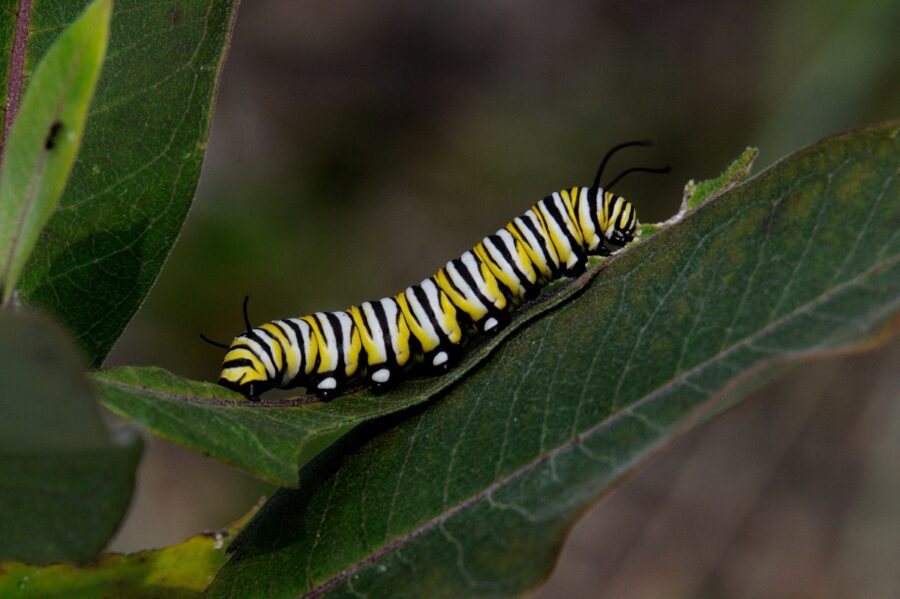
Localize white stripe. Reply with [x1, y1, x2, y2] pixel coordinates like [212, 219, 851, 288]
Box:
[289, 318, 314, 374]
[525, 209, 561, 267]
[484, 235, 520, 284]
[514, 215, 554, 273]
[553, 192, 583, 244]
[606, 198, 624, 238]
[240, 334, 276, 378]
[380, 298, 403, 359]
[461, 251, 503, 308]
[445, 260, 488, 315]
[420, 279, 452, 337]
[333, 311, 355, 373]
[498, 228, 536, 284]
[577, 188, 599, 250]
[274, 321, 300, 383]
[404, 286, 441, 347]
[361, 301, 387, 363]
[542, 195, 575, 267]
[314, 312, 338, 372]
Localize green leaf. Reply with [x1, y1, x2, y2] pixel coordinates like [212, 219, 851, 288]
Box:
[0, 307, 142, 565]
[206, 121, 900, 598]
[0, 0, 110, 304]
[94, 327, 542, 487]
[95, 150, 770, 489]
[681, 146, 758, 210]
[0, 505, 256, 599]
[13, 0, 239, 365]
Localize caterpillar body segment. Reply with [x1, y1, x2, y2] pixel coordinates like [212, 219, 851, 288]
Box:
[217, 186, 639, 401]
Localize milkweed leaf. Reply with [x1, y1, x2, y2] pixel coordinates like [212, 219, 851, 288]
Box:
[203, 121, 900, 598]
[0, 307, 141, 565]
[0, 504, 256, 598]
[98, 122, 899, 505]
[0, 0, 110, 304]
[11, 0, 240, 366]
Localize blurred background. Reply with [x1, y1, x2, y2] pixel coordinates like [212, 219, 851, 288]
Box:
[105, 0, 900, 597]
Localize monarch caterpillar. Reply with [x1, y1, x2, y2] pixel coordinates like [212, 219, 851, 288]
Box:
[204, 141, 668, 401]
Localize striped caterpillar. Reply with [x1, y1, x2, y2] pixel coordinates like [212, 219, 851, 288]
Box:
[205, 141, 667, 400]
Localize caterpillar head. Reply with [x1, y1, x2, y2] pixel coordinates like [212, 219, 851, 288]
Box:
[601, 191, 638, 246]
[217, 333, 276, 401]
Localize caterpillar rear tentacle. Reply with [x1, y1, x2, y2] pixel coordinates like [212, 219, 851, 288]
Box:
[213, 141, 667, 401]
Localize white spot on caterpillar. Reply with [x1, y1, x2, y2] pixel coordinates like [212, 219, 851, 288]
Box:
[317, 377, 337, 390]
[372, 369, 391, 383]
[433, 351, 448, 366]
[484, 317, 498, 331]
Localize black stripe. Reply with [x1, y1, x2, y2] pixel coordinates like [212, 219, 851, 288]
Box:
[223, 358, 254, 369]
[488, 233, 532, 290]
[541, 194, 582, 251]
[322, 312, 346, 377]
[436, 267, 467, 303]
[512, 218, 550, 273]
[451, 256, 495, 310]
[411, 284, 447, 343]
[589, 188, 604, 243]
[255, 328, 286, 378]
[304, 316, 325, 376]
[272, 320, 302, 378]
[229, 343, 255, 353]
[354, 303, 375, 341]
[479, 238, 520, 297]
[521, 210, 560, 273]
[245, 330, 277, 376]
[281, 319, 307, 381]
[370, 300, 397, 364]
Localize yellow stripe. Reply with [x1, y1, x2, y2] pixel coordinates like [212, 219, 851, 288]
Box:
[535, 201, 573, 266]
[260, 323, 293, 377]
[393, 309, 412, 366]
[505, 223, 546, 278]
[219, 368, 263, 384]
[557, 188, 584, 246]
[600, 192, 614, 232]
[345, 323, 361, 376]
[302, 315, 329, 373]
[528, 205, 561, 268]
[474, 242, 523, 298]
[395, 291, 439, 353]
[435, 268, 486, 320]
[619, 203, 632, 229]
[349, 305, 386, 365]
[510, 235, 538, 284]
[437, 288, 463, 343]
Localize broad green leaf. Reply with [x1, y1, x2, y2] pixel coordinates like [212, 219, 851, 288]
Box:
[96, 123, 898, 490]
[0, 504, 257, 599]
[11, 0, 239, 365]
[0, 307, 141, 565]
[206, 122, 900, 598]
[0, 0, 110, 304]
[95, 233, 706, 487]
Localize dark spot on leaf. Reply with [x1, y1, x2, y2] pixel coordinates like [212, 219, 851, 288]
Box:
[45, 120, 63, 150]
[168, 9, 181, 24]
